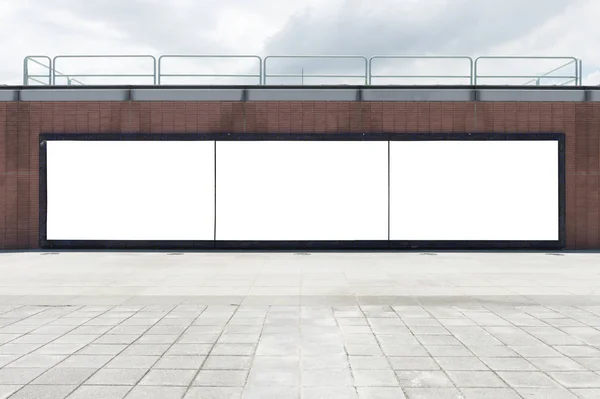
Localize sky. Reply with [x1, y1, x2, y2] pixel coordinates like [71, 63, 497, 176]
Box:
[1, 0, 599, 86]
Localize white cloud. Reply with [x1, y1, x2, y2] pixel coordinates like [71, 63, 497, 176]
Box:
[0, 0, 598, 85]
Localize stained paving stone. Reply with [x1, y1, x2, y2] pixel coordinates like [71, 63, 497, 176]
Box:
[93, 335, 139, 345]
[124, 386, 186, 399]
[0, 368, 46, 385]
[164, 344, 212, 356]
[139, 369, 197, 386]
[120, 344, 170, 356]
[446, 371, 507, 388]
[154, 355, 206, 370]
[394, 371, 454, 388]
[31, 368, 96, 385]
[459, 388, 522, 399]
[35, 343, 86, 355]
[423, 345, 472, 357]
[510, 346, 564, 358]
[468, 345, 519, 358]
[434, 356, 489, 371]
[4, 354, 67, 368]
[202, 355, 252, 370]
[554, 346, 600, 358]
[105, 355, 159, 369]
[498, 371, 561, 388]
[548, 372, 600, 388]
[211, 344, 255, 356]
[302, 354, 348, 370]
[388, 357, 439, 371]
[349, 356, 391, 370]
[55, 355, 114, 369]
[252, 356, 299, 369]
[66, 385, 132, 399]
[184, 387, 243, 399]
[241, 386, 300, 399]
[570, 389, 600, 398]
[416, 335, 462, 346]
[352, 369, 399, 387]
[356, 387, 406, 399]
[572, 357, 600, 370]
[178, 333, 220, 344]
[77, 344, 127, 356]
[481, 357, 537, 371]
[0, 385, 22, 399]
[0, 344, 43, 355]
[194, 370, 248, 387]
[380, 345, 428, 357]
[527, 357, 588, 371]
[246, 368, 298, 386]
[301, 387, 359, 399]
[0, 334, 21, 344]
[513, 387, 578, 398]
[8, 385, 77, 399]
[302, 370, 354, 386]
[345, 344, 384, 356]
[85, 368, 147, 386]
[403, 387, 463, 399]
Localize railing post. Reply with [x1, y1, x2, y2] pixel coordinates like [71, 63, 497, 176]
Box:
[263, 56, 269, 85]
[151, 55, 157, 85]
[157, 56, 163, 85]
[468, 57, 474, 85]
[23, 58, 29, 86]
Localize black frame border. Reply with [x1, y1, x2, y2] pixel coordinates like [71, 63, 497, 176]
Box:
[39, 132, 566, 250]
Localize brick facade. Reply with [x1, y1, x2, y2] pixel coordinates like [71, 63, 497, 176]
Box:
[0, 101, 598, 249]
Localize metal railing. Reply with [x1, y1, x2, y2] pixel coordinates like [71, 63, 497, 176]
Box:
[263, 55, 368, 85]
[369, 56, 473, 85]
[158, 55, 262, 85]
[23, 54, 585, 86]
[24, 56, 84, 86]
[474, 56, 580, 86]
[53, 55, 156, 85]
[23, 56, 52, 85]
[522, 59, 578, 86]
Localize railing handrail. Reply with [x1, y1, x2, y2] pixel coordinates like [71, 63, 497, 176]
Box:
[52, 55, 157, 85]
[23, 56, 52, 85]
[157, 55, 262, 85]
[369, 56, 474, 85]
[264, 55, 369, 85]
[23, 54, 585, 86]
[24, 56, 85, 86]
[522, 59, 578, 86]
[474, 56, 579, 86]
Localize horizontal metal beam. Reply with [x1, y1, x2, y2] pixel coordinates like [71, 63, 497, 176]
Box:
[2, 86, 599, 102]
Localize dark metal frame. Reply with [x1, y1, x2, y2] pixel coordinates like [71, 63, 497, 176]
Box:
[39, 133, 566, 250]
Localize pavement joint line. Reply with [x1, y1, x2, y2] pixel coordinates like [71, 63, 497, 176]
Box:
[180, 305, 239, 398]
[69, 303, 202, 397]
[3, 303, 124, 398]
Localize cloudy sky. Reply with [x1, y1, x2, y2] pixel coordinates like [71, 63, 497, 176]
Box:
[1, 0, 599, 85]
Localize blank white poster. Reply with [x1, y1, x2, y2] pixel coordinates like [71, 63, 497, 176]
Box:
[389, 140, 559, 241]
[216, 141, 388, 240]
[46, 141, 215, 240]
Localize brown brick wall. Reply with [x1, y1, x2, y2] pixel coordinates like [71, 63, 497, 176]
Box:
[0, 101, 598, 250]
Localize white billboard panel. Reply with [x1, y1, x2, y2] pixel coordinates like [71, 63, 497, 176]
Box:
[216, 141, 389, 240]
[389, 140, 559, 241]
[46, 141, 215, 240]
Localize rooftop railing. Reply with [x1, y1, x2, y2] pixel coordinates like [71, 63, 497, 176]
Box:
[23, 54, 585, 86]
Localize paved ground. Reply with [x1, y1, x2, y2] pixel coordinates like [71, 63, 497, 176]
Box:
[0, 251, 600, 398]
